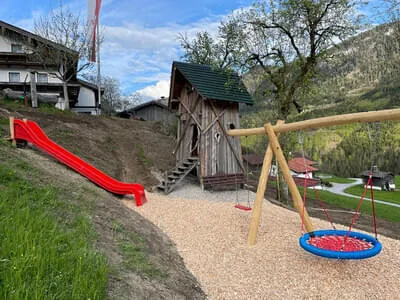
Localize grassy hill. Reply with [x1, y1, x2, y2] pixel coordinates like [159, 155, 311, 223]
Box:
[0, 98, 206, 299]
[241, 22, 400, 176]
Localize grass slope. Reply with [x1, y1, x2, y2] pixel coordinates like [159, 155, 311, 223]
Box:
[0, 108, 206, 299]
[323, 175, 356, 184]
[0, 146, 108, 299]
[344, 185, 400, 205]
[298, 186, 400, 223]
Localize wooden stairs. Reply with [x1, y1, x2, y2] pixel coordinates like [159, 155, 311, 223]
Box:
[157, 157, 199, 194]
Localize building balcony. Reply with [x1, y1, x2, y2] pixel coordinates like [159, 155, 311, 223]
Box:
[0, 81, 80, 100]
[0, 52, 57, 67]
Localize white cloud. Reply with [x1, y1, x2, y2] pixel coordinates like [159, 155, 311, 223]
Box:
[135, 80, 170, 100]
[99, 15, 223, 94]
[102, 16, 221, 53]
[10, 2, 237, 96]
[134, 73, 171, 84]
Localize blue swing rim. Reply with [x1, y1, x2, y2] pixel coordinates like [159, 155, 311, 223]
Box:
[299, 229, 382, 260]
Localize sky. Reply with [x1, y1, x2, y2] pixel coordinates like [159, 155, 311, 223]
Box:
[0, 0, 386, 101]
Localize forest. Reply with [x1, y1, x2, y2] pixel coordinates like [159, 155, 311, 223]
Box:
[239, 21, 400, 177]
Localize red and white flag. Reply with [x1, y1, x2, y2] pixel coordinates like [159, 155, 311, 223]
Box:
[88, 0, 102, 62]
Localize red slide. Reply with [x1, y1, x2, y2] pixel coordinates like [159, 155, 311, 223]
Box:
[13, 118, 146, 206]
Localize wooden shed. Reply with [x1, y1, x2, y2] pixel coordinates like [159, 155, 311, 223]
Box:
[159, 61, 253, 193]
[361, 168, 395, 191]
[132, 98, 176, 125]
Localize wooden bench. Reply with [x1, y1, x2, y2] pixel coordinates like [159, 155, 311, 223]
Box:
[202, 173, 245, 190]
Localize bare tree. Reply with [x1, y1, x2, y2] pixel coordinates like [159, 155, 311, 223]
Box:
[33, 3, 92, 109]
[81, 73, 145, 113]
[120, 93, 143, 111]
[80, 73, 124, 114]
[101, 76, 121, 115]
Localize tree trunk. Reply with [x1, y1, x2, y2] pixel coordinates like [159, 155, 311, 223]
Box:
[62, 81, 69, 110]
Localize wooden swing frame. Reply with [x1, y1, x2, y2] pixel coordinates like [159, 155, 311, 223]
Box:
[227, 108, 400, 245]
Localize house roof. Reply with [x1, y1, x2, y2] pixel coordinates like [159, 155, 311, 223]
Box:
[291, 152, 316, 162]
[170, 61, 253, 105]
[360, 171, 394, 179]
[0, 20, 78, 55]
[288, 157, 319, 173]
[77, 79, 104, 93]
[132, 99, 171, 113]
[0, 20, 78, 56]
[293, 177, 321, 187]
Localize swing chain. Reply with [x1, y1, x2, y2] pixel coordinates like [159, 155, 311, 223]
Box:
[298, 132, 308, 173]
[298, 131, 336, 232]
[235, 136, 251, 208]
[245, 136, 251, 207]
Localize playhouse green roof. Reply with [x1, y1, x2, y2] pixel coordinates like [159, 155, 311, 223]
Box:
[173, 61, 253, 105]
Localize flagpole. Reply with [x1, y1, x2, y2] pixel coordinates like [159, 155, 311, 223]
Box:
[96, 13, 101, 115]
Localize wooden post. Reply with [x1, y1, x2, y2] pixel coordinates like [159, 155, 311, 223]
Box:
[264, 123, 315, 233]
[203, 108, 227, 134]
[180, 100, 202, 131]
[30, 72, 38, 108]
[9, 117, 16, 146]
[227, 108, 400, 137]
[248, 120, 284, 245]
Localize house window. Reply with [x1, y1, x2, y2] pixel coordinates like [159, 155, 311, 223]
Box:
[11, 44, 23, 53]
[37, 73, 48, 83]
[9, 72, 20, 82]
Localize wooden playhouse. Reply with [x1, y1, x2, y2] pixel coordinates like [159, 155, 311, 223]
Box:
[158, 61, 253, 193]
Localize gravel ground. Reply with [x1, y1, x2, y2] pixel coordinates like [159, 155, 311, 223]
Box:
[123, 185, 400, 299]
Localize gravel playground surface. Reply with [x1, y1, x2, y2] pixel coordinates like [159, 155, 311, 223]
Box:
[124, 184, 400, 299]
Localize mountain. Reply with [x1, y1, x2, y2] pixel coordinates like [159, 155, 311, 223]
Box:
[301, 22, 400, 116]
[241, 22, 400, 176]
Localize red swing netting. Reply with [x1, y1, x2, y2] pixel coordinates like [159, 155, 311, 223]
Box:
[298, 143, 378, 250]
[300, 168, 378, 253]
[307, 235, 373, 252]
[296, 131, 381, 258]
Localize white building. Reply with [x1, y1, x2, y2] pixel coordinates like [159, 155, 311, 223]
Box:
[0, 20, 100, 114]
[71, 79, 102, 115]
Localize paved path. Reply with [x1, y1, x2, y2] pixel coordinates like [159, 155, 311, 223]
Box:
[325, 178, 400, 208]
